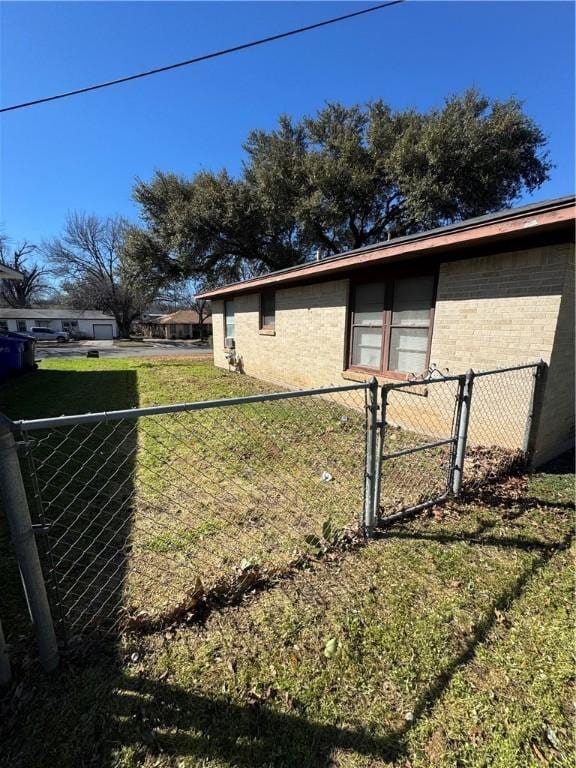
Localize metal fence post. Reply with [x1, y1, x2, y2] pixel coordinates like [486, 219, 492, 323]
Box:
[522, 359, 548, 467]
[451, 369, 475, 496]
[372, 385, 388, 527]
[0, 418, 59, 673]
[363, 377, 379, 537]
[0, 616, 11, 686]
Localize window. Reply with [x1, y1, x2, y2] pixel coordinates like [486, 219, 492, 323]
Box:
[349, 274, 435, 376]
[0, 321, 8, 332]
[224, 300, 235, 339]
[260, 290, 276, 331]
[17, 320, 27, 332]
[62, 320, 79, 330]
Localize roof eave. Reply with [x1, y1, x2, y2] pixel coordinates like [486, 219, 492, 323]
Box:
[197, 197, 575, 300]
[0, 265, 25, 281]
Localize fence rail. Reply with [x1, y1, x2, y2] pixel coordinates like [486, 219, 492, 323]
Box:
[0, 361, 546, 679]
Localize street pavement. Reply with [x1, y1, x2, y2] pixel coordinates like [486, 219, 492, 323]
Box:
[35, 340, 213, 360]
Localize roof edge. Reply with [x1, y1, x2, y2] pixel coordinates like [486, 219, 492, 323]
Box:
[0, 264, 25, 281]
[197, 195, 576, 300]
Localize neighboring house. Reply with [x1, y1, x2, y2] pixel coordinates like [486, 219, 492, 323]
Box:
[198, 195, 575, 466]
[0, 264, 25, 281]
[136, 309, 212, 339]
[0, 307, 118, 339]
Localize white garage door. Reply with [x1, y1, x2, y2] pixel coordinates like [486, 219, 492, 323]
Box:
[93, 324, 113, 340]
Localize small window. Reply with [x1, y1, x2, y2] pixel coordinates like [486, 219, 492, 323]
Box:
[389, 275, 435, 374]
[224, 300, 235, 339]
[17, 320, 27, 332]
[349, 274, 436, 376]
[350, 283, 385, 368]
[260, 290, 276, 331]
[0, 321, 8, 332]
[62, 320, 79, 330]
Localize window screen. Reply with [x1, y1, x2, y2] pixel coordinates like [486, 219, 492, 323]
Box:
[260, 291, 276, 329]
[388, 275, 434, 374]
[349, 275, 435, 375]
[350, 283, 385, 368]
[225, 301, 235, 339]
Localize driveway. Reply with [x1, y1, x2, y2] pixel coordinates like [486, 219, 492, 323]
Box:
[35, 340, 213, 360]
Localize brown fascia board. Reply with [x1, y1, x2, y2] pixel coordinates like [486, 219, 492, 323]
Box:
[197, 199, 576, 300]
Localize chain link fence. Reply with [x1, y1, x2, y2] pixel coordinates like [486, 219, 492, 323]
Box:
[14, 384, 369, 644]
[0, 361, 545, 675]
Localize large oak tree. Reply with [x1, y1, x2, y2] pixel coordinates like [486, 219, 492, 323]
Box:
[132, 90, 551, 286]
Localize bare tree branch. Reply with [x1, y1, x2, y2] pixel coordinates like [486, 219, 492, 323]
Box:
[44, 213, 164, 337]
[0, 241, 52, 307]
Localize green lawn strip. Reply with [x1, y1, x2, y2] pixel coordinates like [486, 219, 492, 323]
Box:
[1, 359, 573, 768]
[2, 358, 370, 624]
[406, 545, 574, 767]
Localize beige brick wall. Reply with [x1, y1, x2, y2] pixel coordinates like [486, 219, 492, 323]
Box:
[211, 280, 349, 389]
[532, 252, 575, 465]
[211, 299, 227, 369]
[211, 242, 574, 461]
[428, 243, 574, 463]
[430, 243, 571, 370]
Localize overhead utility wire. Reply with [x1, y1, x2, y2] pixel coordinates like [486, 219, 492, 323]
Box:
[0, 1, 404, 114]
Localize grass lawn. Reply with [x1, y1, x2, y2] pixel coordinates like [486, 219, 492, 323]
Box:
[0, 356, 370, 634]
[0, 357, 573, 767]
[1, 462, 573, 767]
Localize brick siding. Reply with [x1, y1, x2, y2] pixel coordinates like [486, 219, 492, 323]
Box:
[211, 242, 574, 464]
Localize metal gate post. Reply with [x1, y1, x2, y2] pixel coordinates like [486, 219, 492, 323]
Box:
[372, 385, 388, 527]
[522, 359, 547, 467]
[363, 377, 379, 536]
[0, 418, 59, 673]
[0, 616, 11, 686]
[451, 369, 475, 496]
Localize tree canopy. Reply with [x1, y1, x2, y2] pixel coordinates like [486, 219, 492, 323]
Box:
[132, 90, 551, 287]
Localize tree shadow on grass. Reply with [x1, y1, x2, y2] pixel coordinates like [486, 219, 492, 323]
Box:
[92, 529, 573, 768]
[0, 367, 139, 651]
[2, 512, 572, 767]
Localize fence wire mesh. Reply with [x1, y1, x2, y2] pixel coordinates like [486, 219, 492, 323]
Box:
[18, 385, 368, 640]
[379, 377, 460, 518]
[10, 362, 542, 645]
[464, 365, 537, 487]
[377, 363, 540, 523]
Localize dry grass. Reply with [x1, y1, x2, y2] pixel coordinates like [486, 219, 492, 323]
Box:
[1, 358, 573, 767]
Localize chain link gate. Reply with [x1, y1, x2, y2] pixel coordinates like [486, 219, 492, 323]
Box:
[375, 372, 463, 525]
[374, 362, 545, 525]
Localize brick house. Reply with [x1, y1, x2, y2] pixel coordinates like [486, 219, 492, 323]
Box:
[136, 309, 212, 339]
[198, 196, 575, 466]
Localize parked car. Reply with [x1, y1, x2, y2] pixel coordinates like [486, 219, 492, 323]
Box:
[29, 327, 70, 342]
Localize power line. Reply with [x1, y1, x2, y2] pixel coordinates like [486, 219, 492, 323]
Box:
[0, 1, 404, 114]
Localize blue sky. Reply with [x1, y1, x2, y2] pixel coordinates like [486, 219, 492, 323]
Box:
[1, 1, 574, 250]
